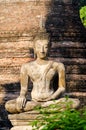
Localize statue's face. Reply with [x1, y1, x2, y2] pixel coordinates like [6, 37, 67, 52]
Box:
[35, 39, 49, 59]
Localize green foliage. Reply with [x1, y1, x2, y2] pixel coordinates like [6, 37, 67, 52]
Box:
[78, 0, 86, 27]
[31, 101, 86, 130]
[79, 6, 86, 28]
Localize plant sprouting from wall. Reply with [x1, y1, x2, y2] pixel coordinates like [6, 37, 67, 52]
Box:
[79, 6, 86, 28]
[79, 0, 86, 28]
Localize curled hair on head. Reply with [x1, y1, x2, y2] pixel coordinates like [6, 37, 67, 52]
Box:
[34, 32, 49, 42]
[33, 29, 51, 47]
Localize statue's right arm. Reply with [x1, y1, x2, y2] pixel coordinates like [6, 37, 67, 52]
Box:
[16, 64, 29, 112]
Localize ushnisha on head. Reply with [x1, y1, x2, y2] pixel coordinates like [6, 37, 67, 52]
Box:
[33, 30, 51, 59]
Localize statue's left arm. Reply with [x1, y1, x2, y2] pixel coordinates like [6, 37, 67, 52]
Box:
[52, 63, 66, 99]
[47, 62, 66, 100]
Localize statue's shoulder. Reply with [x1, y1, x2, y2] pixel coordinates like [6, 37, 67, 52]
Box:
[52, 61, 65, 70]
[21, 60, 35, 70]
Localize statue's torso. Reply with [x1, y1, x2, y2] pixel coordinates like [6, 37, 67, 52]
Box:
[26, 61, 57, 101]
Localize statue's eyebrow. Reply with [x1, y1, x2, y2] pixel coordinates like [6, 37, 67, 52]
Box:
[44, 44, 48, 46]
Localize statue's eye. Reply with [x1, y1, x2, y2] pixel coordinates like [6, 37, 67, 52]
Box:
[45, 46, 48, 48]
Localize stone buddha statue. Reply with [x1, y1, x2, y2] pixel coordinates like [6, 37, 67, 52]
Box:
[5, 31, 80, 113]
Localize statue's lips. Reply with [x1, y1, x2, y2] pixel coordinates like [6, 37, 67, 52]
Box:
[38, 53, 46, 57]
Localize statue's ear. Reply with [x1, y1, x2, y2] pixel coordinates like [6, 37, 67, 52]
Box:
[47, 42, 51, 57]
[34, 52, 37, 59]
[33, 48, 37, 59]
[32, 41, 37, 59]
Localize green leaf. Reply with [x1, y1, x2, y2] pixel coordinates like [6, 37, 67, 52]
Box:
[79, 6, 86, 27]
[31, 101, 86, 130]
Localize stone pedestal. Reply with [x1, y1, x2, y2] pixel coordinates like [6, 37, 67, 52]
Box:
[8, 111, 39, 130]
[11, 126, 33, 130]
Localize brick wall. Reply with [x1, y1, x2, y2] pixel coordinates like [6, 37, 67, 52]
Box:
[0, 0, 86, 104]
[0, 0, 86, 129]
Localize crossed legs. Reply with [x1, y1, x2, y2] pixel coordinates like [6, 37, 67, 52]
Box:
[5, 98, 80, 113]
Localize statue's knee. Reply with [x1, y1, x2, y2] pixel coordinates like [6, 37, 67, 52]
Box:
[5, 100, 17, 113]
[72, 99, 80, 109]
[5, 101, 10, 110]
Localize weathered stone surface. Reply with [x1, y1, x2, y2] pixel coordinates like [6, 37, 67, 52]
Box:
[11, 126, 33, 130]
[8, 111, 39, 126]
[0, 1, 50, 35]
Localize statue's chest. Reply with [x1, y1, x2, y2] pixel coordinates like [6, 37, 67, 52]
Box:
[46, 68, 56, 80]
[28, 65, 56, 81]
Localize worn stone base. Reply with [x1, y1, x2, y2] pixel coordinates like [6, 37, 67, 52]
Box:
[10, 126, 33, 130]
[8, 111, 39, 126]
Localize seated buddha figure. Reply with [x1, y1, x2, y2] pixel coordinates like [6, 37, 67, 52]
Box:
[5, 31, 80, 113]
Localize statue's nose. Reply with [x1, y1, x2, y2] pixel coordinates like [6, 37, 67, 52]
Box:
[40, 47, 44, 53]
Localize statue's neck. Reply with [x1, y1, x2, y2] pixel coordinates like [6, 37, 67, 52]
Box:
[36, 58, 49, 65]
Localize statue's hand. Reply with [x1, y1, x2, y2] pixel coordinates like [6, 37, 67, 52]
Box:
[44, 95, 56, 101]
[16, 95, 26, 112]
[45, 87, 65, 101]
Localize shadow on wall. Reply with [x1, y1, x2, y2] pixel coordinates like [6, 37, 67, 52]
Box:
[44, 0, 86, 94]
[0, 105, 13, 130]
[45, 0, 86, 42]
[2, 82, 32, 104]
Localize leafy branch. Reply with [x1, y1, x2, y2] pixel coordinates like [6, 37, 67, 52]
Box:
[31, 100, 86, 130]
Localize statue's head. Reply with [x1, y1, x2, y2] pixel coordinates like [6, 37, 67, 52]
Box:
[33, 31, 51, 59]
